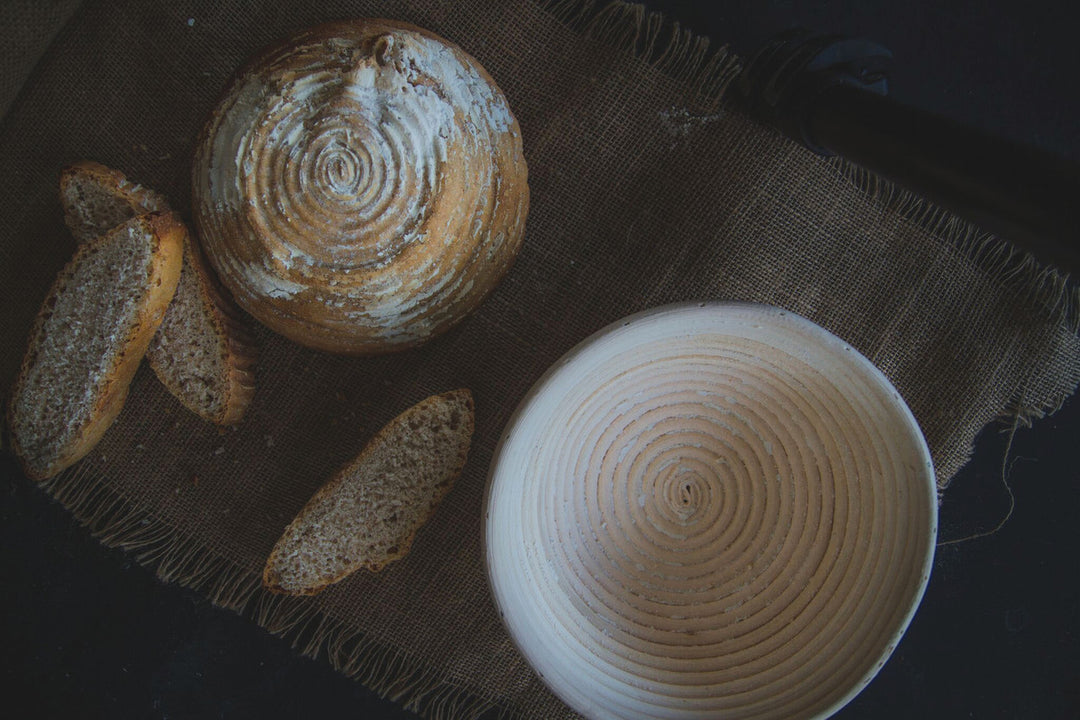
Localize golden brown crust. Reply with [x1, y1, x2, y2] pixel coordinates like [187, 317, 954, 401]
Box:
[193, 19, 529, 355]
[8, 211, 184, 480]
[204, 273, 258, 426]
[59, 160, 170, 241]
[262, 389, 475, 595]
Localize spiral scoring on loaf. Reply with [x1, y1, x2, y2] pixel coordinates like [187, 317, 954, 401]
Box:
[193, 21, 528, 353]
[244, 59, 444, 269]
[486, 304, 936, 720]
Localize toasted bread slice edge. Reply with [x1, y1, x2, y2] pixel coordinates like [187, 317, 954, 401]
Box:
[7, 211, 185, 480]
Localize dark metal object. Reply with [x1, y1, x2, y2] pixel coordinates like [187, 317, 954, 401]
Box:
[739, 29, 1080, 275]
[739, 29, 893, 153]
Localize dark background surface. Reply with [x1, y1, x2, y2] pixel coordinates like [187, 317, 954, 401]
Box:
[2, 1, 1078, 718]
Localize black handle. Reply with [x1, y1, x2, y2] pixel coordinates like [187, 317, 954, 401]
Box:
[809, 85, 1080, 272]
[739, 29, 1080, 274]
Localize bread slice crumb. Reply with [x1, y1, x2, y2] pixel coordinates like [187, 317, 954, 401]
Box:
[60, 161, 169, 243]
[7, 212, 185, 480]
[59, 161, 256, 425]
[263, 389, 475, 595]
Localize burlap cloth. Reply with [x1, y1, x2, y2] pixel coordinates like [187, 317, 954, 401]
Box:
[2, 1, 1078, 717]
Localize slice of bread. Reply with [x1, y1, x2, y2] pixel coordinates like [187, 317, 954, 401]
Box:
[60, 160, 170, 243]
[144, 234, 257, 426]
[7, 212, 185, 480]
[263, 389, 475, 595]
[59, 161, 256, 425]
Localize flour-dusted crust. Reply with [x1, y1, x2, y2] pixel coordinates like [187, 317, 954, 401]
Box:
[192, 19, 529, 354]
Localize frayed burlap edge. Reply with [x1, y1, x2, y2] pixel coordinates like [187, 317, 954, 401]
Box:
[829, 142, 1080, 465]
[37, 460, 512, 720]
[6, 1, 1079, 718]
[544, 0, 742, 102]
[832, 157, 1080, 484]
[834, 160, 1080, 340]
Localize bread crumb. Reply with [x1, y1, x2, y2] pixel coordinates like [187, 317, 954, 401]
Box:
[262, 390, 474, 595]
[214, 446, 225, 455]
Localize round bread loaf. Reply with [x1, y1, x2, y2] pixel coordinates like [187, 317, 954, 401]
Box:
[192, 19, 529, 354]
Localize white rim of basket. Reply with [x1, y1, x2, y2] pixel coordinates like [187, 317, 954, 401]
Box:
[481, 300, 938, 720]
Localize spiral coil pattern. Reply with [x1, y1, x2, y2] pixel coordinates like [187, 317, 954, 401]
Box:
[486, 303, 936, 720]
[193, 20, 528, 354]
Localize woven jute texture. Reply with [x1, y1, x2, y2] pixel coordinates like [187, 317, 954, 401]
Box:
[2, 1, 1078, 717]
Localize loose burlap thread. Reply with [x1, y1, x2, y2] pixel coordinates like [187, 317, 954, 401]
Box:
[2, 1, 1078, 718]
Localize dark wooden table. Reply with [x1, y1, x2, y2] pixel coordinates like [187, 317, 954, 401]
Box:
[2, 1, 1077, 717]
